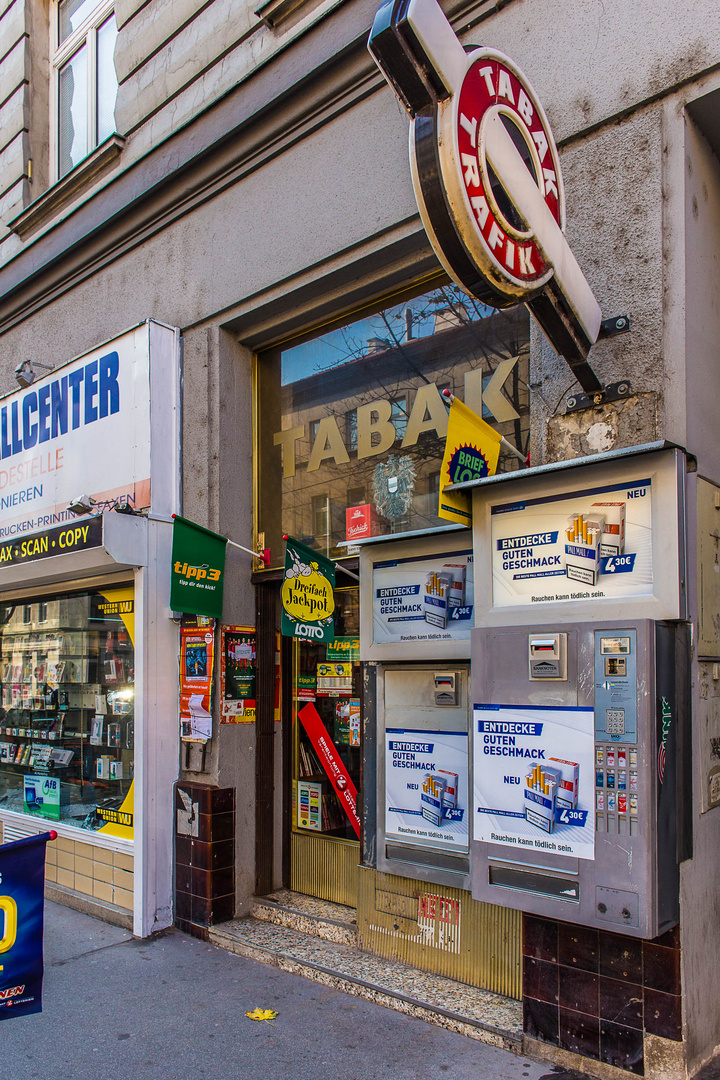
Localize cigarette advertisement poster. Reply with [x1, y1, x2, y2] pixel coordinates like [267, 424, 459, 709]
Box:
[385, 729, 468, 852]
[220, 625, 256, 723]
[473, 704, 595, 860]
[491, 478, 652, 607]
[180, 616, 215, 741]
[372, 551, 474, 644]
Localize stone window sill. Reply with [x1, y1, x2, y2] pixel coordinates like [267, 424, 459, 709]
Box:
[8, 134, 125, 240]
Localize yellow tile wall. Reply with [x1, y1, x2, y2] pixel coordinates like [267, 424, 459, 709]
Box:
[42, 837, 134, 911]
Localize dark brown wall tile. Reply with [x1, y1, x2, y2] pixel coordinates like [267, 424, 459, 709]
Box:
[599, 931, 642, 983]
[191, 866, 211, 898]
[176, 783, 212, 814]
[558, 966, 598, 1015]
[175, 835, 192, 867]
[209, 866, 235, 898]
[644, 989, 682, 1042]
[210, 893, 235, 924]
[211, 787, 235, 814]
[523, 915, 558, 962]
[524, 997, 559, 1045]
[600, 1019, 644, 1074]
[191, 894, 211, 925]
[209, 839, 235, 871]
[599, 976, 643, 1030]
[523, 957, 559, 1004]
[558, 924, 598, 972]
[559, 1007, 600, 1059]
[175, 863, 192, 894]
[643, 943, 681, 996]
[199, 811, 234, 843]
[652, 925, 679, 950]
[175, 890, 192, 921]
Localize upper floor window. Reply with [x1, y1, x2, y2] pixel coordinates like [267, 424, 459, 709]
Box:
[53, 0, 118, 179]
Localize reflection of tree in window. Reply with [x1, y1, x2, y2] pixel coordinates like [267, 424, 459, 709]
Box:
[265, 282, 531, 557]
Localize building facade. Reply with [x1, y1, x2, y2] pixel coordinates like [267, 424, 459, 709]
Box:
[2, 0, 720, 1074]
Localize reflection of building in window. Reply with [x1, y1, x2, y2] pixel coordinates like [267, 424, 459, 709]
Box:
[312, 494, 330, 538]
[38, 603, 48, 623]
[23, 605, 32, 625]
[258, 284, 530, 560]
[54, 0, 119, 179]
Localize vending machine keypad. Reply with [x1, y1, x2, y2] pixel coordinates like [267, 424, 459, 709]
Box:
[594, 631, 637, 743]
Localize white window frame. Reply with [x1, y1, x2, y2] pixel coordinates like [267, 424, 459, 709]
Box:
[50, 0, 116, 183]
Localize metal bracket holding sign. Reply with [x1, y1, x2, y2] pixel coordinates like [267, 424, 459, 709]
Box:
[368, 0, 615, 393]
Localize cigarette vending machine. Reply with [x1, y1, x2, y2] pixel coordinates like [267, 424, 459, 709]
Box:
[470, 620, 688, 938]
[466, 446, 691, 938]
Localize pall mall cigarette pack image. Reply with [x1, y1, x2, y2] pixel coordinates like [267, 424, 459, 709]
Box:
[424, 572, 451, 628]
[590, 501, 626, 557]
[421, 774, 447, 827]
[563, 512, 605, 586]
[548, 756, 579, 810]
[441, 563, 466, 607]
[524, 764, 562, 834]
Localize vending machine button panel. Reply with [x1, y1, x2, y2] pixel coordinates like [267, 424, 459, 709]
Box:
[594, 630, 638, 743]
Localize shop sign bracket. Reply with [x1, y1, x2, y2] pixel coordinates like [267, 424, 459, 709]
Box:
[565, 379, 632, 414]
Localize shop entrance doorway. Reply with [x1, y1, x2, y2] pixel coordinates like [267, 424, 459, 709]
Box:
[289, 585, 360, 907]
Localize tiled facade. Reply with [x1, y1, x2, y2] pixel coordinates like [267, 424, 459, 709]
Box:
[174, 782, 235, 940]
[45, 836, 135, 911]
[0, 817, 134, 912]
[523, 914, 682, 1075]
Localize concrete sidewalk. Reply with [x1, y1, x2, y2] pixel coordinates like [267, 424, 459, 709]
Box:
[1, 902, 584, 1080]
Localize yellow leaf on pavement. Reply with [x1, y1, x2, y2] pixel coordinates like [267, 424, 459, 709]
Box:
[245, 1008, 278, 1022]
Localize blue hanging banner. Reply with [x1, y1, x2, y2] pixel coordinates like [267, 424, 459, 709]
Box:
[0, 831, 55, 1020]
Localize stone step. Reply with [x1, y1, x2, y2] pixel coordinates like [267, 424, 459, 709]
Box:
[251, 888, 358, 946]
[209, 915, 523, 1053]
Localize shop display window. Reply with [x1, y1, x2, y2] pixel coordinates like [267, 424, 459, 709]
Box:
[294, 587, 360, 840]
[257, 281, 530, 564]
[0, 583, 135, 833]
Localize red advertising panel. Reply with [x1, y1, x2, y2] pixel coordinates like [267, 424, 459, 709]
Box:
[298, 703, 361, 838]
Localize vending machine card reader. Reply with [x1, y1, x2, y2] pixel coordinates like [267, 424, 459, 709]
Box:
[471, 620, 687, 938]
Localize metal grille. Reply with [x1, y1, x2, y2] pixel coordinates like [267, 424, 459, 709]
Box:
[1, 821, 39, 844]
[356, 866, 521, 999]
[290, 833, 359, 907]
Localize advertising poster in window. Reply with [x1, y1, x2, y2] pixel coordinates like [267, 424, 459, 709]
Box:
[180, 616, 215, 741]
[385, 729, 468, 852]
[473, 704, 595, 860]
[220, 625, 256, 723]
[491, 478, 652, 608]
[372, 551, 474, 644]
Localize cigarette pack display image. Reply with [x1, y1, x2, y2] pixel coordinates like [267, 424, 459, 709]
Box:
[548, 756, 579, 810]
[524, 764, 562, 833]
[590, 501, 626, 557]
[421, 773, 447, 826]
[441, 563, 467, 607]
[564, 512, 605, 586]
[424, 572, 450, 628]
[438, 769, 458, 808]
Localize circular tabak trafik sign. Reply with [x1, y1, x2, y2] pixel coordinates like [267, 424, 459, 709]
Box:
[412, 49, 565, 307]
[368, 0, 602, 369]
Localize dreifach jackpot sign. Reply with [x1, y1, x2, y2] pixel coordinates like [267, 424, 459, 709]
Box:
[170, 515, 227, 619]
[0, 832, 54, 1020]
[368, 0, 602, 387]
[281, 537, 336, 642]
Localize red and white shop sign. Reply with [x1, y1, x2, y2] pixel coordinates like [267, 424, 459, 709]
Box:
[298, 703, 361, 838]
[369, 0, 602, 373]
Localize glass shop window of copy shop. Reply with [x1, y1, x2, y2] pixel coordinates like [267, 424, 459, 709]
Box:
[54, 0, 119, 179]
[0, 584, 135, 833]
